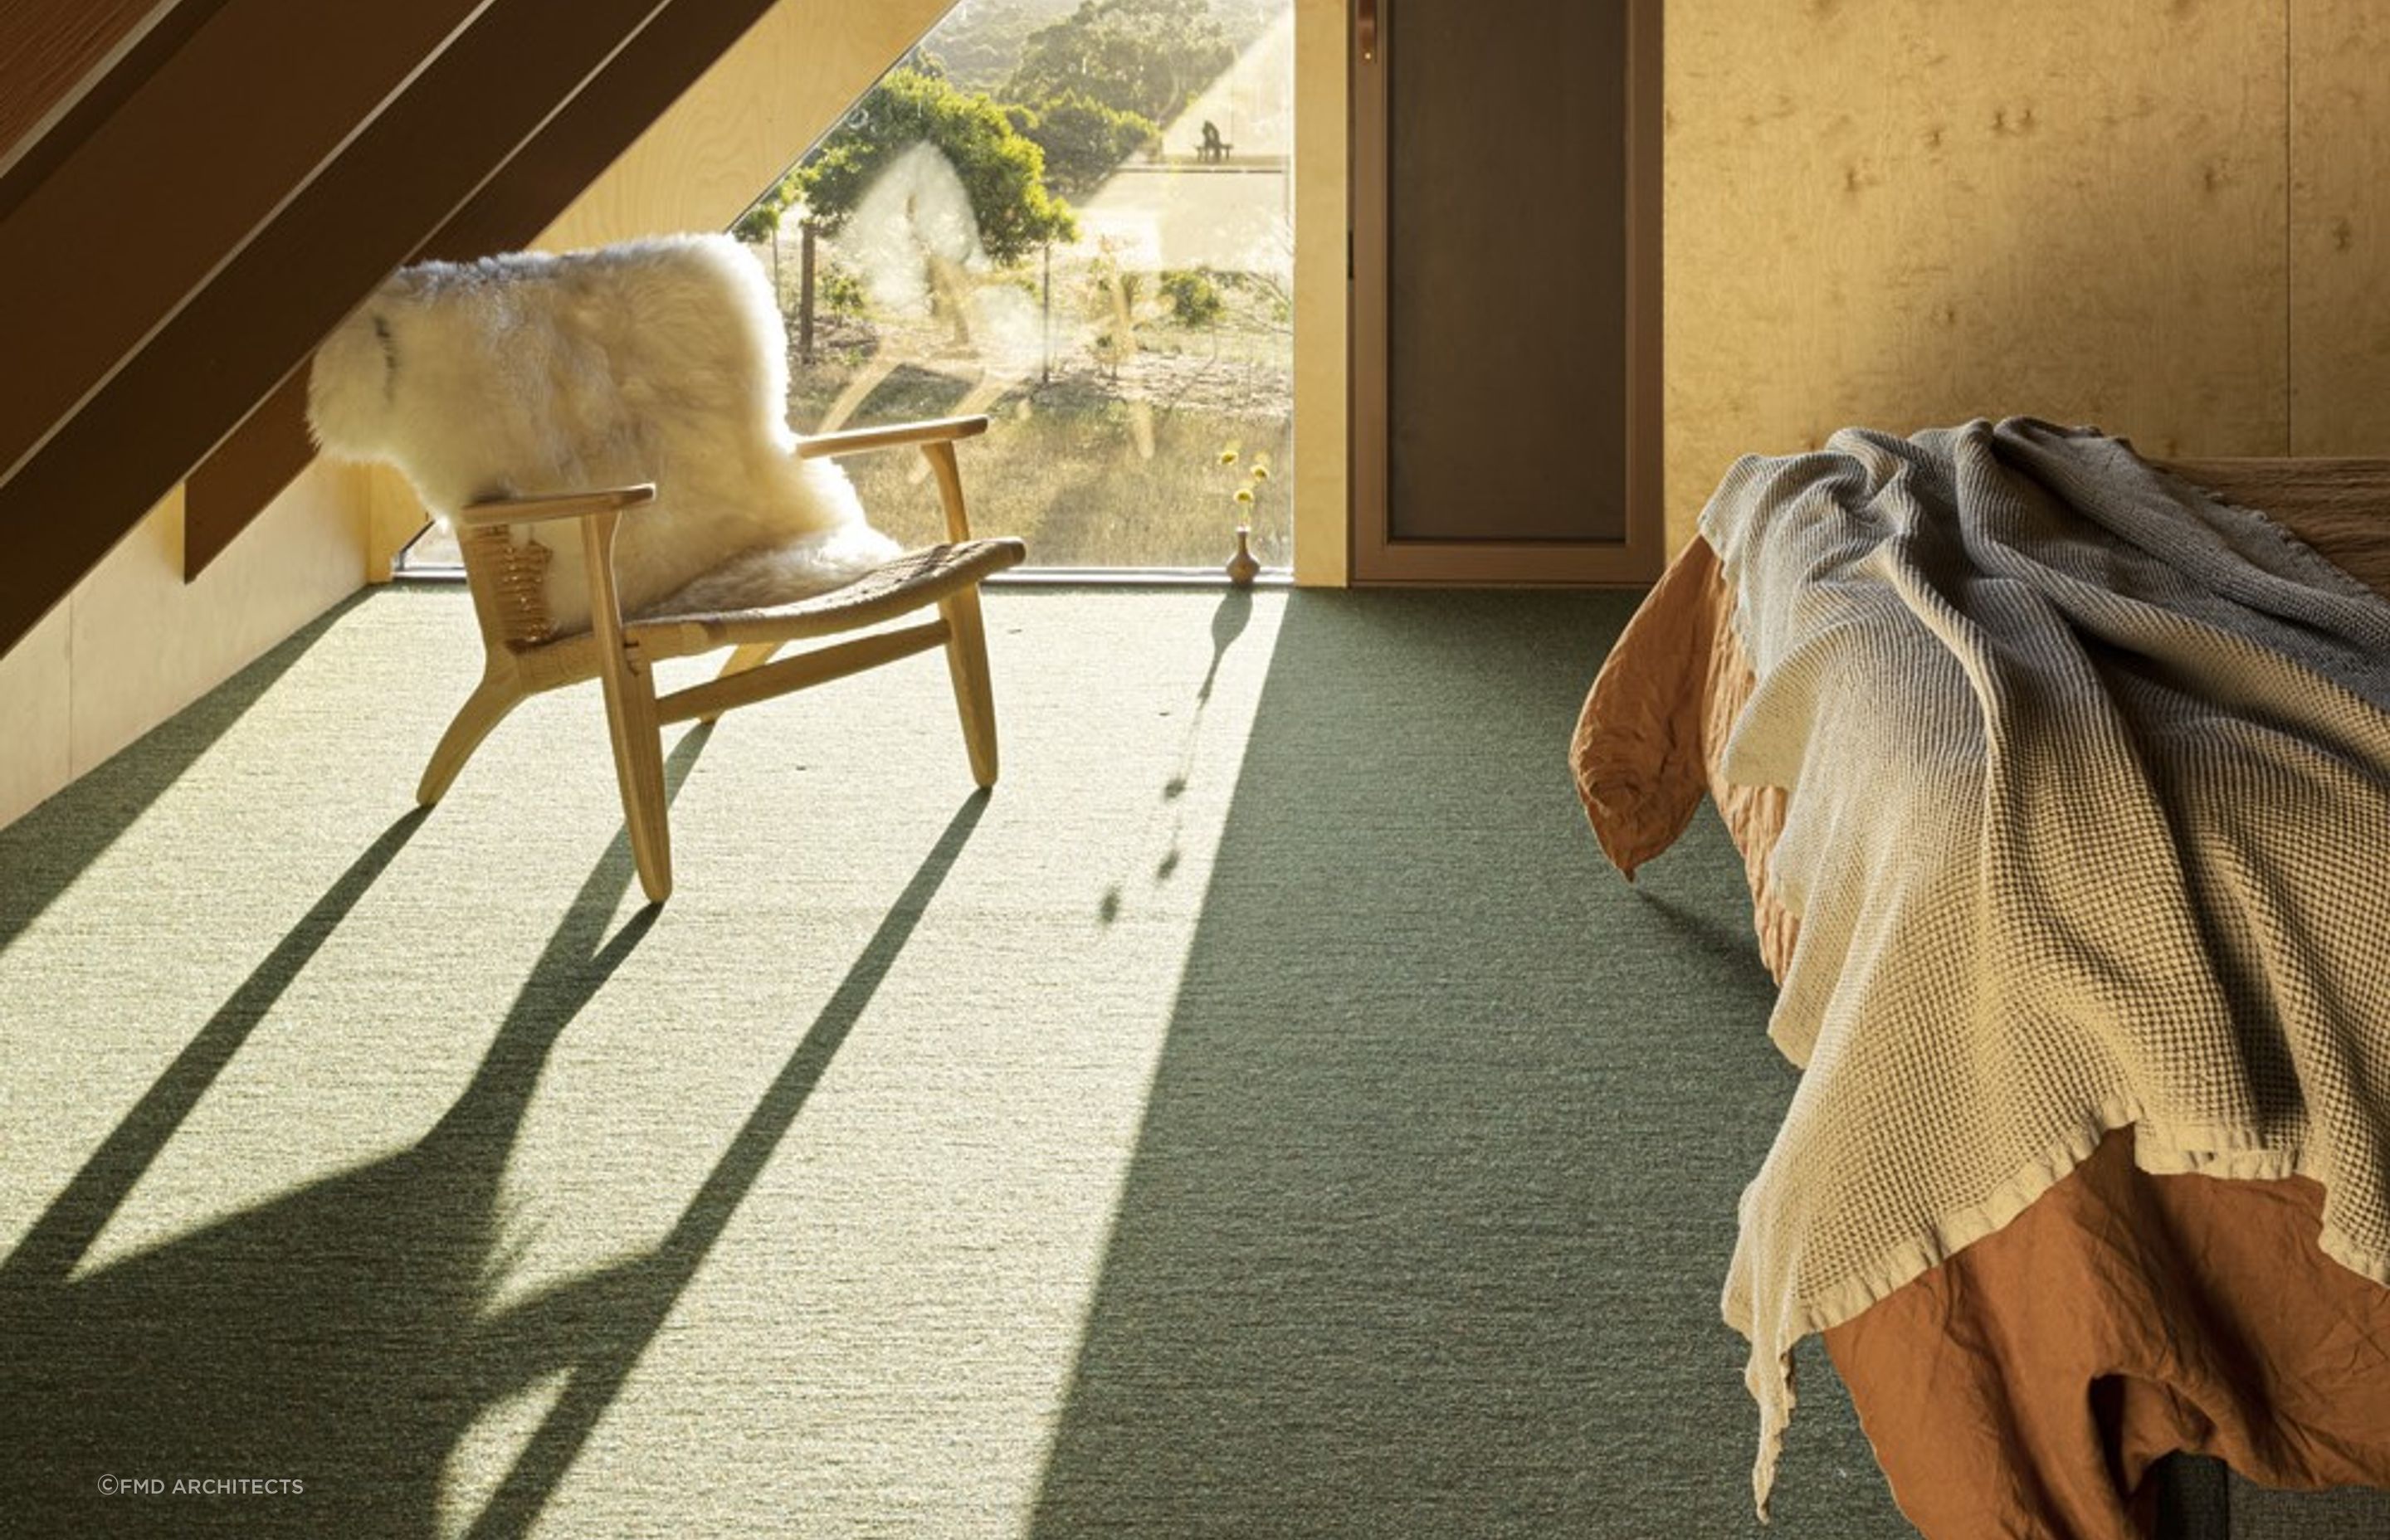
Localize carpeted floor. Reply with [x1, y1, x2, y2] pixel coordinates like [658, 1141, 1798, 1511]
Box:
[0, 584, 1918, 1538]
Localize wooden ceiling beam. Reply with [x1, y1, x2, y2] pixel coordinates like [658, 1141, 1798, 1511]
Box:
[0, 0, 790, 657]
[0, 0, 500, 490]
[0, 0, 186, 190]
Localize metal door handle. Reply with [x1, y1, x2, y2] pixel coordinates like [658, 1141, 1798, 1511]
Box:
[1358, 0, 1378, 62]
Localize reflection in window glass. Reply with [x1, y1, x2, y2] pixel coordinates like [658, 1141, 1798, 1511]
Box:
[744, 0, 1294, 570]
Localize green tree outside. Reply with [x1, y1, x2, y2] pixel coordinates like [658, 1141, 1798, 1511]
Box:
[738, 61, 1079, 358]
[1006, 92, 1158, 200]
[793, 64, 1077, 262]
[1004, 0, 1235, 126]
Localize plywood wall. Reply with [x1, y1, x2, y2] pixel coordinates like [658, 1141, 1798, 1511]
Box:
[2289, 0, 2390, 456]
[0, 465, 366, 830]
[0, 597, 72, 826]
[65, 469, 364, 772]
[1664, 0, 2388, 553]
[1292, 0, 1349, 586]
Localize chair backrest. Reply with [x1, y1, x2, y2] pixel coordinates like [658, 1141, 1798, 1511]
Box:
[306, 233, 876, 636]
[457, 523, 560, 651]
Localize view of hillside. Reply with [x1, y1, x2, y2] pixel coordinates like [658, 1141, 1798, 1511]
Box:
[930, 0, 1280, 93]
[740, 0, 1295, 571]
[921, 0, 1087, 91]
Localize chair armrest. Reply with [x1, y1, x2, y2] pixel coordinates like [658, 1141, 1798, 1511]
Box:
[456, 484, 657, 529]
[794, 416, 991, 460]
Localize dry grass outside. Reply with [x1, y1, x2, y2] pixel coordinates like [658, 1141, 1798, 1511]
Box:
[788, 360, 1292, 571]
[777, 233, 1294, 569]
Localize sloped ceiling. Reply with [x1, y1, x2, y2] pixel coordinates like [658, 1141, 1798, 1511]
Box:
[0, 0, 953, 660]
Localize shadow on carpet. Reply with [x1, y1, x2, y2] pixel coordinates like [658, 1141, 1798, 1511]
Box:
[0, 720, 987, 1538]
[1027, 589, 1916, 1538]
[0, 594, 366, 957]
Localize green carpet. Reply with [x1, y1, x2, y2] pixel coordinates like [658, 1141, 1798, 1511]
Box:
[0, 585, 1914, 1537]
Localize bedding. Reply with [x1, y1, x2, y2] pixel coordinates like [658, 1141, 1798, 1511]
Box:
[1572, 425, 2390, 1536]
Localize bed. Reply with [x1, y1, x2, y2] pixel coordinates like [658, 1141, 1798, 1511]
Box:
[1571, 425, 2390, 1538]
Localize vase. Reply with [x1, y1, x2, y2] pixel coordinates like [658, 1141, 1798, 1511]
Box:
[1226, 525, 1261, 587]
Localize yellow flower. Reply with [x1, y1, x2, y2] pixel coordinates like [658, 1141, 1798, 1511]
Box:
[1234, 487, 1255, 504]
[1218, 448, 1239, 465]
[1251, 465, 1270, 481]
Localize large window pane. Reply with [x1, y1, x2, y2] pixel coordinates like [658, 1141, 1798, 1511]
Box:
[749, 0, 1295, 570]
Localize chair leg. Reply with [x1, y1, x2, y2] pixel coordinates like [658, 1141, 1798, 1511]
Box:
[417, 671, 526, 807]
[939, 587, 1000, 788]
[596, 639, 673, 903]
[702, 642, 781, 724]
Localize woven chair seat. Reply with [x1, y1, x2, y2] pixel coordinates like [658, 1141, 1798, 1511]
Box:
[624, 538, 1026, 660]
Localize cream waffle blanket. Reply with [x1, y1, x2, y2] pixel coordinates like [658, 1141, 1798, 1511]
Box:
[1701, 418, 2390, 1515]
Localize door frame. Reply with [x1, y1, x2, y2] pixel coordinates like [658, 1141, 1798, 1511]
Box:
[1348, 0, 1663, 585]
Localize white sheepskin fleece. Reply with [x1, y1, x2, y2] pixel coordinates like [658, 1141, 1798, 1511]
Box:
[306, 232, 897, 634]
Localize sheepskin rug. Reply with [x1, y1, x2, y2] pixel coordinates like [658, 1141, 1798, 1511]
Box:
[307, 232, 898, 635]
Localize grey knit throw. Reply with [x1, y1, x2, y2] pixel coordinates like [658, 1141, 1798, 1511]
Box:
[1700, 418, 2390, 1515]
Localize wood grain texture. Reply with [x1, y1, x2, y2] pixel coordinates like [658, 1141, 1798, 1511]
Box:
[414, 456, 1015, 898]
[0, 0, 494, 482]
[4, 0, 767, 663]
[0, 440, 368, 839]
[0, 0, 163, 171]
[2289, 0, 2390, 456]
[188, 0, 906, 579]
[0, 602, 71, 829]
[1664, 0, 2291, 553]
[1292, 0, 1348, 585]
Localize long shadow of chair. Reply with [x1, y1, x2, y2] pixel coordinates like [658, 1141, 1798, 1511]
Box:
[0, 729, 985, 1538]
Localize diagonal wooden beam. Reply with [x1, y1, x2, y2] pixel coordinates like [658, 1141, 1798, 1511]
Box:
[0, 0, 795, 659]
[0, 0, 176, 183]
[183, 372, 318, 578]
[0, 1, 232, 227]
[183, 0, 800, 579]
[0, 0, 501, 490]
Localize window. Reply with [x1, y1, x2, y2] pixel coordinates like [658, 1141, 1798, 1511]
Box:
[744, 0, 1295, 572]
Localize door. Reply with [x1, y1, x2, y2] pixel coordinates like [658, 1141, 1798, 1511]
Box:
[1351, 0, 1661, 583]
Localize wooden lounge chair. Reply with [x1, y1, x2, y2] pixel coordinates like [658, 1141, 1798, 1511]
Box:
[423, 417, 1024, 904]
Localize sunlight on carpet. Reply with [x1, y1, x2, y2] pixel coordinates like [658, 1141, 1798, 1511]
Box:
[0, 585, 1915, 1538]
[1, 586, 1283, 1537]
